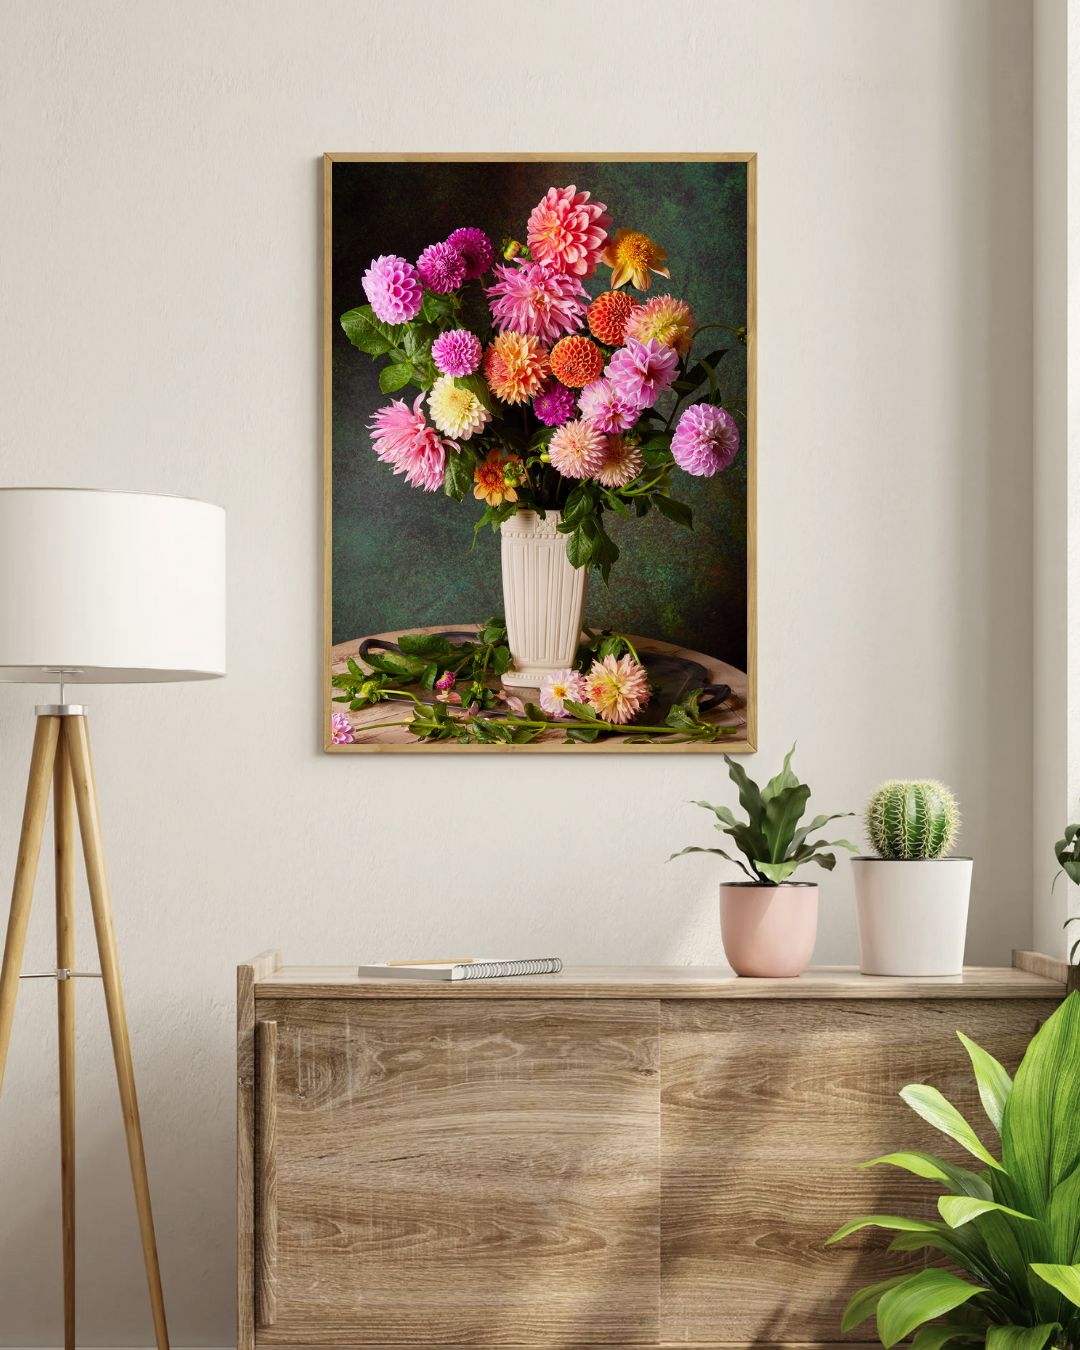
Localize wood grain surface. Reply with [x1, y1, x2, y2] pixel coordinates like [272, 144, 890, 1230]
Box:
[239, 952, 281, 1350]
[253, 965, 1064, 1002]
[257, 998, 661, 1344]
[658, 998, 1060, 1345]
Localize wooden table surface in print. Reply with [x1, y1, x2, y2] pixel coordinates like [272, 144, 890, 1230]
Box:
[238, 954, 1067, 1350]
[330, 626, 748, 747]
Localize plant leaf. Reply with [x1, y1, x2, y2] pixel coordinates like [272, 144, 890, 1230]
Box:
[668, 844, 756, 882]
[789, 811, 857, 854]
[1001, 991, 1080, 1214]
[1031, 1262, 1080, 1307]
[762, 782, 812, 862]
[900, 1083, 1005, 1170]
[840, 1275, 913, 1334]
[957, 1030, 1013, 1133]
[938, 1196, 1035, 1228]
[755, 859, 798, 884]
[860, 1151, 993, 1200]
[760, 743, 798, 804]
[379, 362, 414, 394]
[691, 799, 739, 827]
[875, 1270, 988, 1350]
[985, 1326, 1061, 1350]
[911, 1326, 987, 1350]
[826, 1215, 939, 1245]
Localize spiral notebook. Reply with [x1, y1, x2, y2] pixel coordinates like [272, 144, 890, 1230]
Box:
[358, 957, 563, 981]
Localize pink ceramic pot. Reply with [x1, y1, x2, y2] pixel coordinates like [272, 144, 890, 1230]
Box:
[720, 882, 819, 977]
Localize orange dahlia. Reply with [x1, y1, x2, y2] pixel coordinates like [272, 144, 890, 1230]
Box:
[473, 449, 524, 507]
[587, 290, 640, 346]
[550, 335, 604, 389]
[625, 294, 695, 356]
[601, 228, 671, 291]
[482, 331, 550, 404]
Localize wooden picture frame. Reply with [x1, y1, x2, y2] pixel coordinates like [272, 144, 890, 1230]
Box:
[323, 153, 756, 753]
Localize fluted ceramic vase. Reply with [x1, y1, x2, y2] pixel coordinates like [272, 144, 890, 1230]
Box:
[500, 509, 588, 688]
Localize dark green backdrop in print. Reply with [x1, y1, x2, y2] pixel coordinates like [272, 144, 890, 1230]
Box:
[331, 158, 748, 671]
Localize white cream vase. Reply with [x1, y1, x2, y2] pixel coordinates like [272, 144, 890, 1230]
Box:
[500, 509, 588, 688]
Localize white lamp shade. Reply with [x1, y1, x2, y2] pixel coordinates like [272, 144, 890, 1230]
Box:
[0, 488, 226, 683]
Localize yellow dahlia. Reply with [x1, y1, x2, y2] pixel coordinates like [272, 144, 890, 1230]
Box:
[624, 294, 695, 357]
[482, 331, 549, 404]
[601, 228, 671, 291]
[473, 449, 523, 507]
[427, 376, 491, 441]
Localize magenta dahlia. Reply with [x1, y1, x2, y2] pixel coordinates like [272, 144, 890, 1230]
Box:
[533, 381, 578, 427]
[670, 403, 740, 477]
[416, 241, 466, 294]
[486, 262, 589, 344]
[527, 185, 611, 278]
[330, 711, 357, 745]
[605, 337, 679, 411]
[578, 377, 639, 433]
[368, 394, 457, 492]
[362, 254, 424, 325]
[431, 328, 483, 378]
[446, 227, 494, 280]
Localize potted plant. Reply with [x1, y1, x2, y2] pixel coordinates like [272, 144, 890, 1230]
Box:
[828, 992, 1080, 1350]
[670, 746, 856, 977]
[852, 780, 971, 977]
[1052, 822, 1080, 962]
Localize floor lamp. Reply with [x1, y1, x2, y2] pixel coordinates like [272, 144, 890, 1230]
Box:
[0, 488, 226, 1349]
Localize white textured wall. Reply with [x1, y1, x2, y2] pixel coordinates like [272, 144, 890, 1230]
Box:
[0, 1, 1034, 1343]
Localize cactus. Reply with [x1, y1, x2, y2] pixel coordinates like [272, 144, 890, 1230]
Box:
[866, 780, 960, 860]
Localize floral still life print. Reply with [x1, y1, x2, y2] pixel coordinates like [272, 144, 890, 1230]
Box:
[325, 155, 755, 752]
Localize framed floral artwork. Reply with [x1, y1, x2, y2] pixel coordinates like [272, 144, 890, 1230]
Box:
[324, 153, 756, 752]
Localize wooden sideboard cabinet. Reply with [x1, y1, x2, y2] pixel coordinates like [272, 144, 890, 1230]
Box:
[237, 953, 1068, 1350]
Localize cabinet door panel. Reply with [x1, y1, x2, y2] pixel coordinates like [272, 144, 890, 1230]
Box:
[257, 997, 660, 1345]
[659, 997, 1055, 1344]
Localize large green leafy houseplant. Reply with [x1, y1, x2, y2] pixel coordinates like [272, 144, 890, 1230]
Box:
[828, 992, 1080, 1350]
[670, 745, 856, 883]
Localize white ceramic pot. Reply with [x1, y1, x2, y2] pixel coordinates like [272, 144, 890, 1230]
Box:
[719, 882, 819, 978]
[500, 509, 588, 688]
[852, 858, 973, 976]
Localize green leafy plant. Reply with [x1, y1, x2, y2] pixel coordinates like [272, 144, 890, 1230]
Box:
[866, 781, 961, 860]
[1052, 825, 1080, 963]
[669, 745, 857, 883]
[829, 991, 1080, 1350]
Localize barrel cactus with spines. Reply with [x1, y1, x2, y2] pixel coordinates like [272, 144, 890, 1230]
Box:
[866, 780, 960, 860]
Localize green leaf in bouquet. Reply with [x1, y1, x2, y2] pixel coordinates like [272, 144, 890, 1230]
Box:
[397, 633, 459, 662]
[558, 484, 596, 531]
[379, 362, 414, 395]
[421, 291, 457, 323]
[454, 373, 494, 413]
[340, 304, 403, 357]
[443, 447, 476, 502]
[563, 699, 600, 722]
[593, 518, 620, 583]
[565, 725, 602, 743]
[566, 520, 597, 569]
[654, 495, 694, 529]
[682, 347, 730, 389]
[479, 616, 507, 645]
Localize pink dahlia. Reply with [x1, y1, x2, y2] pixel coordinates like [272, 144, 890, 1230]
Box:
[585, 654, 650, 725]
[533, 381, 578, 427]
[416, 241, 466, 293]
[446, 227, 494, 280]
[596, 435, 644, 488]
[527, 185, 611, 278]
[548, 418, 607, 479]
[362, 254, 424, 325]
[431, 328, 483, 377]
[670, 403, 740, 477]
[368, 394, 456, 492]
[605, 336, 679, 410]
[540, 669, 587, 719]
[486, 262, 588, 344]
[330, 711, 356, 745]
[578, 377, 639, 433]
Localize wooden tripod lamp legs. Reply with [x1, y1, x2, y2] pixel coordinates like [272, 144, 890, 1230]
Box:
[0, 713, 169, 1350]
